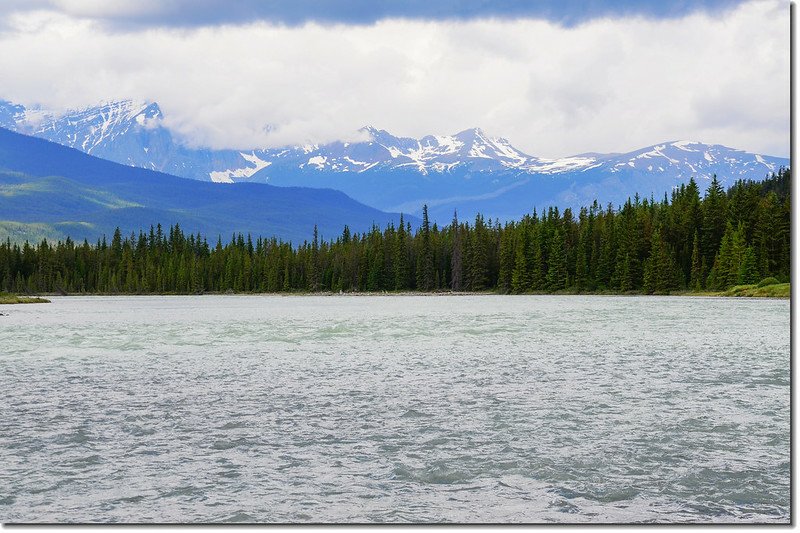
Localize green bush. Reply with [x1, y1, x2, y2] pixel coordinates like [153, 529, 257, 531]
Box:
[757, 277, 780, 288]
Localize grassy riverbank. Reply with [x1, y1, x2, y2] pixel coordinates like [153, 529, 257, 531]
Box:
[0, 293, 50, 304]
[721, 283, 790, 298]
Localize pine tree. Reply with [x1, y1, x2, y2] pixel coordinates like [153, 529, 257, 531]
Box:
[416, 205, 435, 291]
[574, 233, 588, 291]
[510, 230, 529, 294]
[468, 215, 489, 291]
[529, 225, 545, 290]
[738, 246, 759, 285]
[308, 225, 320, 291]
[701, 176, 727, 270]
[689, 231, 702, 291]
[450, 211, 463, 291]
[711, 222, 737, 290]
[394, 215, 409, 290]
[366, 227, 385, 292]
[642, 229, 679, 294]
[497, 226, 515, 293]
[546, 228, 567, 291]
[595, 219, 615, 289]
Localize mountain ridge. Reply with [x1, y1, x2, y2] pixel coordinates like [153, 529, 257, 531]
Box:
[0, 99, 788, 222]
[0, 126, 414, 244]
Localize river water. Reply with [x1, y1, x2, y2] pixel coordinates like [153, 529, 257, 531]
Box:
[0, 295, 790, 523]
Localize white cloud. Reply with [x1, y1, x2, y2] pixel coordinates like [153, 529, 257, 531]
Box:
[0, 0, 166, 20]
[0, 0, 788, 157]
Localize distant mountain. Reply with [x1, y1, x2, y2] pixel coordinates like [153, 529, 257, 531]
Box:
[0, 127, 413, 244]
[0, 99, 788, 222]
[0, 100, 256, 179]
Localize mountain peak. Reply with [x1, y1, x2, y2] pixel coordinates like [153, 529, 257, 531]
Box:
[66, 100, 163, 125]
[142, 102, 163, 119]
[454, 127, 487, 140]
[360, 125, 391, 138]
[0, 99, 26, 129]
[665, 140, 707, 152]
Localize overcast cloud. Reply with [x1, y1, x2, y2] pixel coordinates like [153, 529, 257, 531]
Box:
[0, 0, 788, 157]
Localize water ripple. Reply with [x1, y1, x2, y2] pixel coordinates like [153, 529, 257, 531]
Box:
[0, 295, 789, 523]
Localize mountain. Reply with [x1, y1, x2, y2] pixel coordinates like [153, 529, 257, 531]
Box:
[255, 132, 788, 221]
[0, 100, 257, 179]
[0, 127, 413, 244]
[0, 99, 788, 222]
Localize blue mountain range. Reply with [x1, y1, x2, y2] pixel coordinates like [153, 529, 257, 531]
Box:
[0, 127, 413, 244]
[0, 98, 788, 238]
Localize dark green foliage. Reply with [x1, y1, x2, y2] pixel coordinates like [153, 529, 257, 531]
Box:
[450, 212, 464, 291]
[642, 229, 682, 294]
[546, 228, 568, 291]
[737, 247, 760, 286]
[757, 276, 780, 288]
[0, 169, 789, 295]
[510, 230, 529, 294]
[689, 231, 702, 291]
[415, 205, 435, 291]
[701, 175, 728, 272]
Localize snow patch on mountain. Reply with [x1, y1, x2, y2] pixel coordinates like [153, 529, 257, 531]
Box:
[529, 156, 598, 173]
[306, 155, 328, 169]
[210, 151, 271, 183]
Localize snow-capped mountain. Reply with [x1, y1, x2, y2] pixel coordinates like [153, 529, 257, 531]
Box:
[215, 126, 613, 179]
[0, 99, 788, 222]
[355, 126, 539, 174]
[0, 100, 251, 178]
[31, 100, 163, 155]
[0, 100, 25, 130]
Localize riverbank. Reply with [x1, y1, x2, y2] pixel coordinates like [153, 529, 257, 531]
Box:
[0, 293, 51, 304]
[721, 283, 790, 298]
[31, 286, 789, 298]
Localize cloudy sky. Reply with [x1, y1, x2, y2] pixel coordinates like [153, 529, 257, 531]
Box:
[0, 0, 789, 157]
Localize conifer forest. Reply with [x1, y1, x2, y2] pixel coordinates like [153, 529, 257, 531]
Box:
[0, 169, 790, 295]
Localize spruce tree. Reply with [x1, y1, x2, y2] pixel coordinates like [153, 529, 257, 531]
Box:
[574, 234, 588, 291]
[689, 231, 702, 291]
[497, 226, 515, 293]
[416, 205, 435, 291]
[450, 211, 463, 291]
[711, 223, 736, 290]
[468, 215, 489, 291]
[642, 229, 680, 294]
[510, 231, 529, 294]
[738, 246, 759, 285]
[393, 215, 409, 290]
[546, 228, 567, 291]
[529, 225, 545, 290]
[701, 176, 727, 269]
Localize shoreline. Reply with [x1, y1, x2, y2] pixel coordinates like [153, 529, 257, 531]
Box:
[0, 294, 51, 304]
[24, 286, 789, 299]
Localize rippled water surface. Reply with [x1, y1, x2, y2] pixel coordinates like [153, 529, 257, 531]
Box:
[0, 295, 790, 523]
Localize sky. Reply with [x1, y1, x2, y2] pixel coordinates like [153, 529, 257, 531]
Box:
[0, 0, 790, 158]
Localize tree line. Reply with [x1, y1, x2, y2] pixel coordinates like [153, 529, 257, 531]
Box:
[0, 168, 789, 295]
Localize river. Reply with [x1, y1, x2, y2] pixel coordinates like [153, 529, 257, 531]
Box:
[0, 295, 790, 523]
